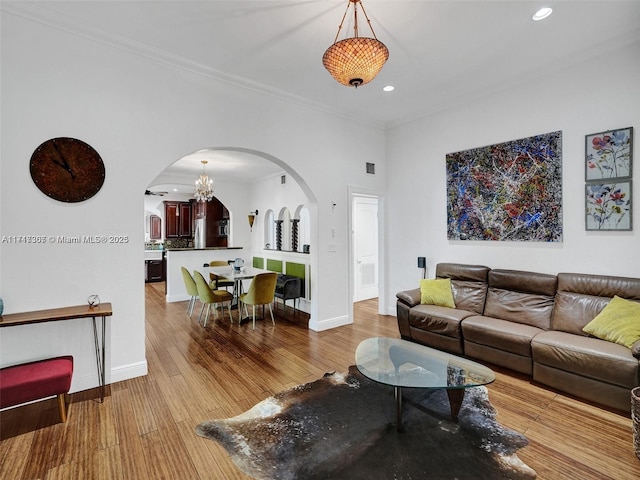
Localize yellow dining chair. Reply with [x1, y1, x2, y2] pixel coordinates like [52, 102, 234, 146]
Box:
[181, 267, 199, 316]
[207, 260, 234, 291]
[238, 272, 278, 330]
[193, 270, 234, 327]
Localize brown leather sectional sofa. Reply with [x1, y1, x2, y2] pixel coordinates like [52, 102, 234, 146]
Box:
[396, 263, 640, 412]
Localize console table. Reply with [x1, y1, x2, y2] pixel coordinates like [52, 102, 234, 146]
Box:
[0, 303, 113, 402]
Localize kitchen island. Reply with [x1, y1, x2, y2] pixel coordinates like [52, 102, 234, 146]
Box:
[165, 247, 244, 302]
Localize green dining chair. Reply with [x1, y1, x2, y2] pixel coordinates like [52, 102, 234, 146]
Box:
[238, 272, 278, 330]
[193, 270, 234, 327]
[181, 267, 199, 316]
[207, 260, 235, 291]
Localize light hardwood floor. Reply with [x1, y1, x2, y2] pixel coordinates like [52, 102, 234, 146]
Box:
[1, 282, 639, 479]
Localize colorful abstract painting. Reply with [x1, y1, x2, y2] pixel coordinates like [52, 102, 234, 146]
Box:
[585, 180, 632, 231]
[446, 131, 563, 242]
[585, 127, 633, 180]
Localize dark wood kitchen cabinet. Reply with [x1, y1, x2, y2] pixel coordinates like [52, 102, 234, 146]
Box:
[145, 259, 164, 283]
[164, 201, 192, 238]
[196, 198, 229, 248]
[149, 215, 162, 240]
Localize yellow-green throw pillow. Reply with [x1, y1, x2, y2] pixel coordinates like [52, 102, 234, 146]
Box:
[420, 278, 456, 308]
[583, 295, 640, 348]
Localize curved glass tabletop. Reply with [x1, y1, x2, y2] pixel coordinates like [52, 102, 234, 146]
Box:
[355, 337, 495, 390]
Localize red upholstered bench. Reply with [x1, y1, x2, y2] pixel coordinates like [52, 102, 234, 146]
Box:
[0, 356, 74, 423]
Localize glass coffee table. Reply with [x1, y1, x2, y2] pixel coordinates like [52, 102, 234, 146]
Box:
[355, 337, 495, 431]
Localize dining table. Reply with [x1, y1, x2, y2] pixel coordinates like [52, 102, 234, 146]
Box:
[208, 265, 271, 309]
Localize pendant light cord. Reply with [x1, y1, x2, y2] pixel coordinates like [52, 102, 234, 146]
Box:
[331, 0, 379, 44]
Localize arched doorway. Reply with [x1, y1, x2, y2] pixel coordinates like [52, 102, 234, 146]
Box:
[145, 147, 319, 324]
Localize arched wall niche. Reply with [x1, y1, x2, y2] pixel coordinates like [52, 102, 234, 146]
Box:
[264, 209, 275, 249]
[262, 205, 311, 253]
[293, 204, 310, 253]
[277, 207, 291, 251]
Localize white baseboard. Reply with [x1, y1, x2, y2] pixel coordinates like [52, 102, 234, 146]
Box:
[166, 293, 190, 303]
[111, 360, 148, 383]
[69, 360, 148, 393]
[308, 314, 351, 332]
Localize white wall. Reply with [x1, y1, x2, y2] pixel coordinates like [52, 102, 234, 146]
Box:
[385, 40, 640, 314]
[0, 12, 386, 390]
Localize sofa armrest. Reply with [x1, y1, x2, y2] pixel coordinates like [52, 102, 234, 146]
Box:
[396, 288, 420, 340]
[632, 339, 640, 360]
[396, 288, 421, 308]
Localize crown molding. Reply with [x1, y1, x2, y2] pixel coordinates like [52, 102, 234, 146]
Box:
[1, 3, 385, 130]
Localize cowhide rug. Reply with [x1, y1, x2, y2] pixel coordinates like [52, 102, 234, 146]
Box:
[195, 366, 536, 480]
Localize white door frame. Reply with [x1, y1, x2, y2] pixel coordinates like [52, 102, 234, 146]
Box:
[347, 186, 386, 322]
[353, 195, 379, 302]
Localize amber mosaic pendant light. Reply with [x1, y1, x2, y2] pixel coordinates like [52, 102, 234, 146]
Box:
[322, 0, 389, 88]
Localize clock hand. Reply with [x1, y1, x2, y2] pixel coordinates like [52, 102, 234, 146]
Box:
[50, 157, 76, 179]
[51, 140, 75, 180]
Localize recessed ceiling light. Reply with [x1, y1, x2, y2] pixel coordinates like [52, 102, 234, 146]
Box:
[532, 7, 553, 21]
[383, 85, 395, 92]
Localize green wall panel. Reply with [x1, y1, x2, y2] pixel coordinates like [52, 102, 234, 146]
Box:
[266, 259, 283, 272]
[253, 256, 264, 269]
[285, 262, 306, 279]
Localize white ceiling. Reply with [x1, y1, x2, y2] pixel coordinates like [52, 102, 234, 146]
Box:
[5, 0, 640, 186]
[148, 149, 285, 194]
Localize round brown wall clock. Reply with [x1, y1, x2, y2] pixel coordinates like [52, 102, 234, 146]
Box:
[30, 137, 106, 203]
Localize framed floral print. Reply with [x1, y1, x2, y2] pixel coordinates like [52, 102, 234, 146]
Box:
[585, 180, 632, 231]
[585, 127, 633, 180]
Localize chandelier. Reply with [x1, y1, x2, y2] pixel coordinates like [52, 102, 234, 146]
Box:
[194, 160, 214, 202]
[322, 0, 389, 88]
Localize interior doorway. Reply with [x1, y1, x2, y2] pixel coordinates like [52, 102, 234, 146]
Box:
[352, 195, 379, 302]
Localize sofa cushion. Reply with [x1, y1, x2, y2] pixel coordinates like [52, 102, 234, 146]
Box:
[582, 295, 640, 348]
[551, 291, 608, 336]
[532, 331, 639, 388]
[488, 269, 558, 297]
[483, 269, 556, 330]
[462, 315, 543, 357]
[435, 263, 490, 315]
[435, 263, 490, 283]
[484, 289, 555, 330]
[557, 272, 640, 300]
[450, 280, 487, 315]
[552, 272, 640, 335]
[420, 278, 455, 308]
[408, 304, 475, 339]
